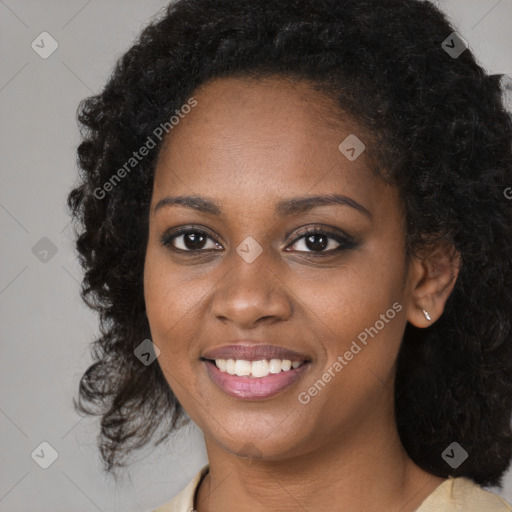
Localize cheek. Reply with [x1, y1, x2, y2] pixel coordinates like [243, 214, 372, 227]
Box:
[143, 252, 222, 426]
[295, 253, 406, 382]
[144, 250, 171, 332]
[144, 249, 188, 358]
[143, 247, 215, 373]
[300, 255, 403, 332]
[145, 245, 191, 321]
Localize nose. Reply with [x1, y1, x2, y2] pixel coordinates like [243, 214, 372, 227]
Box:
[211, 250, 293, 329]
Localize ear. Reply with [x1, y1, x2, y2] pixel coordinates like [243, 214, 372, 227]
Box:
[405, 242, 461, 327]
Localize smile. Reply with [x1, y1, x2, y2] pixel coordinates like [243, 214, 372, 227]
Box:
[202, 358, 312, 400]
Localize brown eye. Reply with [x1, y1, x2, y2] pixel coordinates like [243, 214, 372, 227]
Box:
[162, 228, 223, 252]
[291, 233, 336, 252]
[286, 227, 357, 254]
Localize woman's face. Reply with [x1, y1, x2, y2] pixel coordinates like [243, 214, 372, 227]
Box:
[144, 76, 416, 460]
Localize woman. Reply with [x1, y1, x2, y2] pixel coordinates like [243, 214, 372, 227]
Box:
[67, 0, 512, 510]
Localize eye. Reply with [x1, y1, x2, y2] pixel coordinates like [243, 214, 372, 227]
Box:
[161, 225, 357, 255]
[161, 227, 223, 252]
[286, 227, 356, 254]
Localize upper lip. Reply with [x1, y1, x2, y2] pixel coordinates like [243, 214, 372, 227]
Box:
[201, 341, 312, 362]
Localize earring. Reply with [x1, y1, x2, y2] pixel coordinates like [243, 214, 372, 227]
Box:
[422, 309, 432, 322]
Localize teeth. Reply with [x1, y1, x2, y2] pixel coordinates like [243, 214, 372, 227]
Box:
[251, 360, 269, 378]
[226, 359, 236, 375]
[234, 359, 251, 376]
[269, 358, 283, 373]
[214, 358, 304, 377]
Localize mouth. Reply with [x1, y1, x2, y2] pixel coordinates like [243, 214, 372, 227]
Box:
[201, 357, 311, 377]
[201, 357, 312, 400]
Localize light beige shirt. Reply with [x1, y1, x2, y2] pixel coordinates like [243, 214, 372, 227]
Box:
[152, 464, 512, 512]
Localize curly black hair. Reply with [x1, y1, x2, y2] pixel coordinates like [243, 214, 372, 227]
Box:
[67, 0, 512, 487]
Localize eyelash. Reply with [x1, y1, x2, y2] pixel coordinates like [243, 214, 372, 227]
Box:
[160, 225, 358, 255]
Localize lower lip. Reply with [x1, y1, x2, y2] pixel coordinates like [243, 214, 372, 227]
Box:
[203, 360, 312, 400]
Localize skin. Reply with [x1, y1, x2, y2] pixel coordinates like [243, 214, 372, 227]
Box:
[143, 76, 460, 512]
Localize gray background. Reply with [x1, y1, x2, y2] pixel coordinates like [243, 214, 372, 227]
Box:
[1, 1, 511, 510]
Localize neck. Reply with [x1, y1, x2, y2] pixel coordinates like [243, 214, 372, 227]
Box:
[195, 413, 446, 512]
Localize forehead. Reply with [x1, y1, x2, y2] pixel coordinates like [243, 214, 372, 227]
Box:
[152, 75, 381, 212]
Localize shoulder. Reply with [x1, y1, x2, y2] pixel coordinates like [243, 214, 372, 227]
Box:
[151, 468, 512, 512]
[416, 476, 512, 512]
[152, 464, 210, 512]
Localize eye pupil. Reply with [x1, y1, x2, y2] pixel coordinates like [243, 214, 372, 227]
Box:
[184, 232, 206, 250]
[306, 234, 328, 251]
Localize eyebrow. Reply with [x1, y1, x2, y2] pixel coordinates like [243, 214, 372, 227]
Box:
[153, 193, 371, 219]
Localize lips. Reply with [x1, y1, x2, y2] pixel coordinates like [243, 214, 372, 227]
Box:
[201, 342, 312, 363]
[204, 358, 312, 400]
